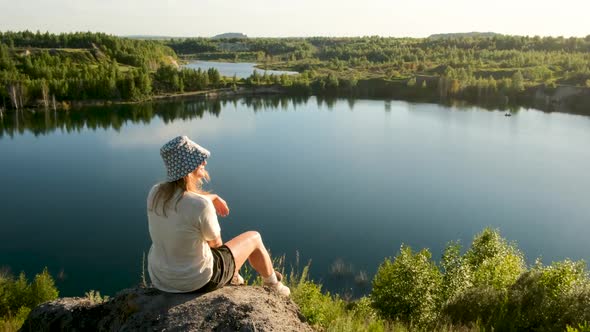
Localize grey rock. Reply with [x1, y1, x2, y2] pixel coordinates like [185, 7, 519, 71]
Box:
[20, 286, 312, 332]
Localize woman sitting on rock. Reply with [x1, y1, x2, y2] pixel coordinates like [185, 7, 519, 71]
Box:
[146, 136, 290, 296]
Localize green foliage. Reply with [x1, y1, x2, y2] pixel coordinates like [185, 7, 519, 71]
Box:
[291, 279, 345, 327]
[0, 31, 179, 107]
[371, 245, 442, 328]
[443, 285, 508, 328]
[278, 258, 386, 331]
[511, 70, 525, 92]
[505, 260, 590, 331]
[0, 306, 31, 332]
[442, 229, 524, 328]
[465, 228, 525, 290]
[367, 228, 590, 331]
[440, 241, 472, 303]
[84, 290, 110, 304]
[567, 322, 590, 332]
[3, 32, 590, 108]
[0, 268, 58, 331]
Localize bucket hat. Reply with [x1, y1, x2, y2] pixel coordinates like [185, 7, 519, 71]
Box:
[160, 136, 211, 182]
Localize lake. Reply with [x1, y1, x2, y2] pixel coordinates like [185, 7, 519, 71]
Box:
[1, 96, 589, 297]
[182, 61, 298, 79]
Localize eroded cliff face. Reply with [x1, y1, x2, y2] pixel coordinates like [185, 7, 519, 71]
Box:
[20, 286, 312, 332]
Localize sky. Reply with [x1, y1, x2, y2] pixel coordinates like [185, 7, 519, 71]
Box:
[0, 0, 588, 38]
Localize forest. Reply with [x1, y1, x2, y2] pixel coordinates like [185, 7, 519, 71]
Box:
[0, 31, 223, 109]
[1, 31, 590, 110]
[167, 35, 590, 107]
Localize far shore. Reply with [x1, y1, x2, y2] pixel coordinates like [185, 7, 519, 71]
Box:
[18, 86, 287, 111]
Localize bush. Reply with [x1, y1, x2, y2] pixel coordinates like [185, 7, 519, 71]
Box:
[0, 268, 58, 331]
[465, 228, 525, 290]
[439, 230, 590, 331]
[291, 280, 345, 327]
[84, 290, 110, 304]
[506, 260, 590, 331]
[442, 285, 507, 327]
[0, 306, 31, 332]
[440, 241, 472, 304]
[371, 245, 442, 328]
[440, 229, 524, 328]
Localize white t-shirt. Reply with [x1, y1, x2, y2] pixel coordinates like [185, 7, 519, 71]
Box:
[146, 184, 221, 293]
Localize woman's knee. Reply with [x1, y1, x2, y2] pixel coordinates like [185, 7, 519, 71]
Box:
[242, 230, 261, 243]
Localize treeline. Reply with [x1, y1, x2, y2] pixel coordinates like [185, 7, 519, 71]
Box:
[3, 31, 590, 111]
[244, 66, 532, 104]
[171, 34, 590, 97]
[167, 37, 314, 61]
[0, 31, 175, 67]
[0, 31, 224, 110]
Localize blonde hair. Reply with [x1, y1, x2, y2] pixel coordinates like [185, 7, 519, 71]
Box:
[149, 169, 210, 217]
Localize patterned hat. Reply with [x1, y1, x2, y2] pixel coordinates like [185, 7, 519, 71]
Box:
[160, 136, 211, 182]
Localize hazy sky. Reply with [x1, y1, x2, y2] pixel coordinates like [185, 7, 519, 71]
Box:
[0, 0, 588, 38]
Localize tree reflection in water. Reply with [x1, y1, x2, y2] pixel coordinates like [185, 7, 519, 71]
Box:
[0, 96, 315, 138]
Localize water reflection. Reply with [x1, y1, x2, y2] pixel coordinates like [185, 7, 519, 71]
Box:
[328, 258, 371, 298]
[0, 96, 313, 138]
[1, 95, 586, 139]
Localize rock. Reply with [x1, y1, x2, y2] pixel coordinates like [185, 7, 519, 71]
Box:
[20, 286, 313, 332]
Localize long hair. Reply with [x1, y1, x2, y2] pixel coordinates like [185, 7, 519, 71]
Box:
[149, 169, 210, 217]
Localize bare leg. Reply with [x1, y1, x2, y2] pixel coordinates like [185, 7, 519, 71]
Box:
[224, 231, 273, 278]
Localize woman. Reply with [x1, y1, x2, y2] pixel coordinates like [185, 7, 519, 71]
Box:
[146, 136, 289, 296]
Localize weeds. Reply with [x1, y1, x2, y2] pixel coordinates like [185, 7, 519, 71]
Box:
[84, 290, 110, 305]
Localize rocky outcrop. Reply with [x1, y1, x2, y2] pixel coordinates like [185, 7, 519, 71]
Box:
[20, 286, 313, 332]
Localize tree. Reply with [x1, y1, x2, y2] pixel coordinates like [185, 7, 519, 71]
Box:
[372, 245, 442, 328]
[511, 70, 525, 92]
[41, 80, 49, 109]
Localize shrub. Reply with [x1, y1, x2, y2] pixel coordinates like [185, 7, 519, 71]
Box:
[0, 268, 58, 331]
[84, 290, 110, 304]
[0, 268, 58, 317]
[441, 228, 524, 328]
[291, 279, 345, 328]
[506, 260, 590, 331]
[371, 245, 442, 328]
[442, 285, 507, 327]
[0, 306, 31, 332]
[465, 228, 525, 289]
[440, 241, 472, 304]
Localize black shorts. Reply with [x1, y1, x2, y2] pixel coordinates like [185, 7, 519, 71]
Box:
[196, 245, 236, 293]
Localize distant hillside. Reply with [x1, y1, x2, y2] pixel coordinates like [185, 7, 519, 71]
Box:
[212, 32, 247, 39]
[428, 32, 501, 39]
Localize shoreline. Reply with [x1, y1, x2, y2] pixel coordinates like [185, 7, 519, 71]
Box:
[50, 86, 286, 109]
[7, 84, 590, 118]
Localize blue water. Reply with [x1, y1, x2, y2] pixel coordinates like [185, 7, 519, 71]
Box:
[183, 61, 298, 78]
[1, 97, 589, 297]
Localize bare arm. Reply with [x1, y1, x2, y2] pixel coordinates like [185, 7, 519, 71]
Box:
[204, 194, 230, 217]
[203, 193, 219, 202]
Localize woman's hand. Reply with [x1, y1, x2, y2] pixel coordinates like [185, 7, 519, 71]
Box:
[212, 195, 230, 217]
